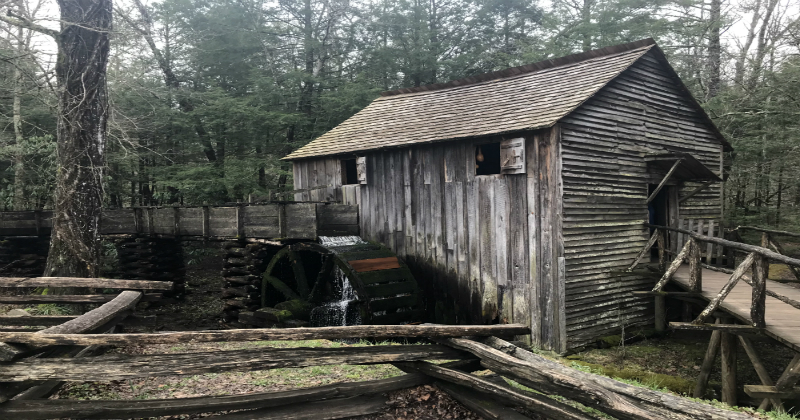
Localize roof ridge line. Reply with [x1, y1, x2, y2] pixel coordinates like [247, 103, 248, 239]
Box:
[380, 38, 656, 98]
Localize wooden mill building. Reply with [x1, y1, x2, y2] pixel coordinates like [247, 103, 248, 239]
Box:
[283, 39, 731, 353]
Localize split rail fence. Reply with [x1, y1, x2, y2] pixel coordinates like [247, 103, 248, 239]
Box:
[0, 277, 760, 420]
[627, 222, 800, 409]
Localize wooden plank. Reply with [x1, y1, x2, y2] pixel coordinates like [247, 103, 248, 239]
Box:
[526, 135, 541, 347]
[397, 361, 593, 420]
[219, 395, 387, 420]
[739, 335, 780, 408]
[693, 319, 721, 398]
[479, 176, 498, 322]
[0, 277, 172, 290]
[495, 176, 511, 323]
[435, 381, 537, 420]
[0, 345, 467, 381]
[431, 146, 445, 268]
[0, 324, 533, 346]
[744, 385, 800, 399]
[285, 203, 317, 239]
[349, 257, 401, 272]
[0, 294, 160, 305]
[243, 205, 281, 238]
[0, 375, 428, 420]
[509, 175, 529, 336]
[693, 253, 755, 324]
[208, 207, 238, 237]
[448, 337, 755, 420]
[403, 149, 414, 257]
[721, 329, 737, 405]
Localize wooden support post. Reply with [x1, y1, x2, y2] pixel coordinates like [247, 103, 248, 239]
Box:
[689, 238, 702, 292]
[768, 353, 800, 412]
[751, 254, 767, 329]
[738, 336, 780, 409]
[647, 159, 682, 204]
[693, 252, 755, 325]
[654, 295, 666, 333]
[652, 240, 692, 292]
[627, 230, 660, 271]
[720, 325, 738, 406]
[693, 318, 722, 398]
[657, 229, 667, 272]
[760, 233, 770, 279]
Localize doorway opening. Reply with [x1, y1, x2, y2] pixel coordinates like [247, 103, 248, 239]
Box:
[648, 184, 674, 260]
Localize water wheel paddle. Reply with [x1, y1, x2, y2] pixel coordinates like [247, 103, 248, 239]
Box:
[261, 238, 423, 325]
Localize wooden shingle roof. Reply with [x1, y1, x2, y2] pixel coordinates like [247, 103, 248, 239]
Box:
[284, 39, 726, 160]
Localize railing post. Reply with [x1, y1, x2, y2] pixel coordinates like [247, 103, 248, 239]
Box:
[751, 254, 768, 329]
[689, 238, 702, 292]
[760, 233, 770, 280]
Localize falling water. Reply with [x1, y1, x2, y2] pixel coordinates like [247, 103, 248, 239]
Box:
[310, 265, 362, 327]
[318, 236, 366, 247]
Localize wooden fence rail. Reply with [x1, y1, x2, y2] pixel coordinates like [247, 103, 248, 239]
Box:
[0, 323, 760, 420]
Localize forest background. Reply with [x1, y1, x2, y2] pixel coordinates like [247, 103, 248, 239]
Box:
[0, 0, 798, 229]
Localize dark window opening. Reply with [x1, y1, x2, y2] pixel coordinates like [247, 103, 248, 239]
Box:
[342, 158, 358, 185]
[475, 143, 501, 175]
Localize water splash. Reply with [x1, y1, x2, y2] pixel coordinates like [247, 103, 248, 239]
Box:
[310, 265, 362, 327]
[318, 236, 366, 247]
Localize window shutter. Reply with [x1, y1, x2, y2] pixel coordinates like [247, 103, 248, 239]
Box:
[500, 137, 525, 174]
[356, 157, 367, 184]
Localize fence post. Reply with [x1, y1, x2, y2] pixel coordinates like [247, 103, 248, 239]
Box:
[751, 254, 768, 329]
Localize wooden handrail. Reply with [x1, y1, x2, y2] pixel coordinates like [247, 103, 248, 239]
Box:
[731, 226, 800, 239]
[645, 223, 800, 267]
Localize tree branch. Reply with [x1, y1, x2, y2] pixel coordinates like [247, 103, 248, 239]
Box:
[0, 10, 58, 39]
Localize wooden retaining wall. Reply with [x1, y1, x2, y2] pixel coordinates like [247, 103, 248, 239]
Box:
[0, 203, 359, 240]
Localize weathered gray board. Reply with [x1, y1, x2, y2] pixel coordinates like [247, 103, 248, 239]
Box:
[0, 204, 358, 240]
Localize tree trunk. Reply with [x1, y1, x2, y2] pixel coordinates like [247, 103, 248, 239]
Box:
[12, 0, 26, 211]
[705, 0, 721, 100]
[44, 0, 111, 278]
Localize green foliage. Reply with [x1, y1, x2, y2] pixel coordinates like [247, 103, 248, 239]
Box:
[0, 0, 799, 234]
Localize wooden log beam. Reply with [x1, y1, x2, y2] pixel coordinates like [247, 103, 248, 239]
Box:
[0, 277, 173, 290]
[646, 159, 682, 204]
[738, 336, 781, 408]
[0, 324, 530, 347]
[627, 230, 660, 272]
[631, 291, 701, 297]
[678, 181, 714, 204]
[435, 381, 537, 420]
[216, 395, 386, 420]
[0, 293, 160, 304]
[652, 240, 692, 292]
[646, 223, 800, 267]
[744, 385, 800, 399]
[733, 226, 800, 239]
[720, 330, 737, 405]
[693, 319, 721, 398]
[689, 238, 702, 291]
[395, 361, 594, 420]
[0, 344, 466, 381]
[751, 254, 768, 328]
[669, 322, 760, 333]
[446, 337, 754, 420]
[692, 252, 755, 325]
[0, 374, 428, 419]
[0, 314, 154, 327]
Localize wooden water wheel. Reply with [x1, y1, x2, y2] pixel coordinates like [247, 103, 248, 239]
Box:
[260, 239, 423, 325]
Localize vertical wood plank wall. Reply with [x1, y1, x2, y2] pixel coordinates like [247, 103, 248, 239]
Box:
[558, 50, 724, 349]
[291, 133, 566, 352]
[292, 158, 343, 202]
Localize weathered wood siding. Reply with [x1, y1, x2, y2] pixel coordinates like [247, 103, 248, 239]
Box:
[558, 50, 725, 348]
[292, 158, 343, 202]
[293, 132, 567, 351]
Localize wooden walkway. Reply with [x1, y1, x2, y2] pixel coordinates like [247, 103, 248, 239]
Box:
[672, 265, 800, 353]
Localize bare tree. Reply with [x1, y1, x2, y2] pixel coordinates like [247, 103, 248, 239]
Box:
[1, 0, 111, 277]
